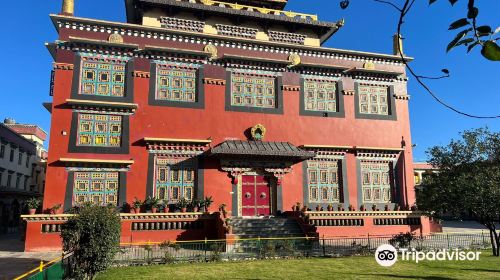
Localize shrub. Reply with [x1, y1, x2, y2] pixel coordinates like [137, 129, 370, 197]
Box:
[389, 232, 416, 248]
[61, 204, 121, 279]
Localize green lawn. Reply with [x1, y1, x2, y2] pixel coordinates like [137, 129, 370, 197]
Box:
[97, 252, 500, 280]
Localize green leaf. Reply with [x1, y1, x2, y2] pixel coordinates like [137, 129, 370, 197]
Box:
[476, 25, 492, 34]
[447, 29, 469, 52]
[456, 38, 474, 46]
[481, 41, 500, 61]
[448, 0, 458, 5]
[467, 41, 480, 53]
[467, 7, 479, 19]
[449, 18, 469, 30]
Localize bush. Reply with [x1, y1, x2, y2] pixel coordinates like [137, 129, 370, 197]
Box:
[61, 204, 121, 279]
[389, 232, 416, 248]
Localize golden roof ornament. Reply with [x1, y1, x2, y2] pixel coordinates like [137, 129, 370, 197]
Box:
[251, 124, 266, 141]
[288, 53, 301, 67]
[108, 34, 124, 44]
[61, 0, 74, 16]
[363, 61, 375, 70]
[204, 44, 218, 60]
[393, 33, 404, 56]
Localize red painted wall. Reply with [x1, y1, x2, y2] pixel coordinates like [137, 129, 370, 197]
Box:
[43, 65, 415, 212]
[39, 24, 418, 242]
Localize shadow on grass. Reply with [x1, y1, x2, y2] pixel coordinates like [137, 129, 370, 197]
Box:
[459, 268, 500, 273]
[338, 273, 454, 280]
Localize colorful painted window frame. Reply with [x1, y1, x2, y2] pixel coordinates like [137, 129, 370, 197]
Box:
[303, 79, 338, 112]
[230, 72, 276, 109]
[155, 64, 198, 102]
[307, 160, 341, 204]
[149, 62, 204, 108]
[358, 84, 390, 115]
[78, 53, 129, 98]
[73, 172, 120, 206]
[299, 77, 344, 118]
[361, 161, 392, 204]
[76, 114, 122, 147]
[226, 70, 283, 114]
[154, 157, 196, 202]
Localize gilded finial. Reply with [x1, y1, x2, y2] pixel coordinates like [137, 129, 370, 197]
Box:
[61, 0, 74, 16]
[393, 33, 404, 56]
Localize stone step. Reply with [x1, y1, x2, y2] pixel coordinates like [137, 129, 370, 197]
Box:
[231, 218, 305, 239]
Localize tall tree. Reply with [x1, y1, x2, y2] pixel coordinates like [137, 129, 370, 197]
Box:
[417, 128, 500, 256]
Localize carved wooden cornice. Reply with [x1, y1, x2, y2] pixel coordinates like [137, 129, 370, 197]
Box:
[342, 89, 355, 96]
[53, 63, 74, 70]
[143, 137, 211, 155]
[133, 71, 151, 78]
[282, 85, 300, 91]
[58, 158, 134, 168]
[21, 213, 210, 222]
[355, 146, 402, 160]
[394, 94, 411, 100]
[306, 211, 422, 218]
[203, 78, 226, 85]
[65, 99, 138, 113]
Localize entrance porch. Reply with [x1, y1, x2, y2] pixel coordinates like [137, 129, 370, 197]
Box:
[209, 139, 315, 217]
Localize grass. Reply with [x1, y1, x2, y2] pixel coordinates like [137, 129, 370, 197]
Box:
[96, 252, 500, 280]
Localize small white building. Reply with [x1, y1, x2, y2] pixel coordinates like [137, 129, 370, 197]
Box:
[0, 118, 47, 234]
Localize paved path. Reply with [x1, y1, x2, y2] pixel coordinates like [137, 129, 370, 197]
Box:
[441, 220, 500, 233]
[0, 234, 60, 280]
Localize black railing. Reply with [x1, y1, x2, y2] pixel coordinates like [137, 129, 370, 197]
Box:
[114, 232, 493, 266]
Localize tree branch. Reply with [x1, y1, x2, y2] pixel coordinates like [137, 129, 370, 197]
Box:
[393, 0, 500, 119]
[373, 0, 402, 12]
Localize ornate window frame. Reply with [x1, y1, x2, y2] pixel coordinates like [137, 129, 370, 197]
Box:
[301, 147, 349, 209]
[225, 69, 283, 114]
[355, 149, 401, 209]
[145, 139, 210, 202]
[64, 169, 127, 210]
[354, 82, 397, 121]
[149, 61, 205, 109]
[299, 76, 345, 118]
[152, 156, 197, 203]
[71, 53, 133, 103]
[68, 112, 130, 154]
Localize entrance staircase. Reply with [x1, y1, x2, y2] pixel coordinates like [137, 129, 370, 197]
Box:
[231, 217, 305, 239]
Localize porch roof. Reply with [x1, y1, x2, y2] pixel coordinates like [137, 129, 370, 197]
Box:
[210, 140, 315, 162]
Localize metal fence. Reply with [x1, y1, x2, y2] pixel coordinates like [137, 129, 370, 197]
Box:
[114, 232, 493, 266]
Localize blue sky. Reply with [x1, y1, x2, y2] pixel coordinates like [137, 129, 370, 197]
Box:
[0, 0, 498, 161]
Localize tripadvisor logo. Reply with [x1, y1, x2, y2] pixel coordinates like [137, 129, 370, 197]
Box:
[375, 244, 398, 267]
[375, 244, 482, 267]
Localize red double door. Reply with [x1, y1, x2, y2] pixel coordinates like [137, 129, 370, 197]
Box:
[241, 175, 272, 216]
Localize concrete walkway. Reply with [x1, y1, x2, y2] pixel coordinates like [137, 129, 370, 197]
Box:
[442, 220, 500, 233]
[0, 234, 60, 280]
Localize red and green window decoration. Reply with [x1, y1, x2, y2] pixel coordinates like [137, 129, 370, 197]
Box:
[307, 160, 341, 203]
[231, 72, 276, 108]
[77, 114, 122, 147]
[73, 172, 119, 206]
[155, 63, 198, 102]
[304, 79, 337, 112]
[361, 161, 392, 203]
[79, 54, 127, 97]
[155, 157, 195, 202]
[358, 84, 389, 115]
